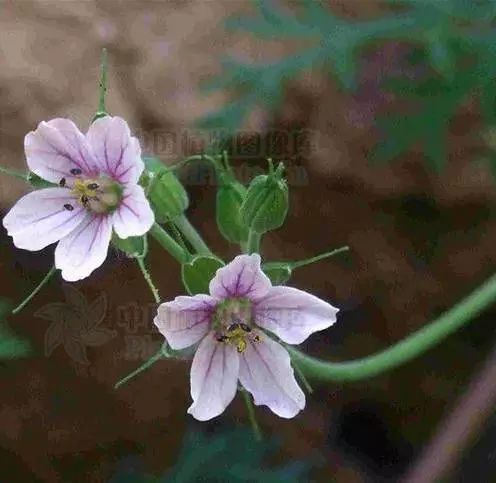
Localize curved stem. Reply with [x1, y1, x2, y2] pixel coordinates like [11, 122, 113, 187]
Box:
[241, 389, 262, 441]
[293, 360, 313, 394]
[167, 221, 191, 255]
[289, 273, 496, 382]
[136, 257, 160, 304]
[290, 246, 350, 269]
[174, 215, 211, 256]
[114, 346, 164, 389]
[149, 223, 189, 264]
[246, 230, 261, 254]
[12, 266, 56, 315]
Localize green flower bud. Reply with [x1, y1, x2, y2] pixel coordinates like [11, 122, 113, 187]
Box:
[147, 169, 189, 223]
[240, 162, 288, 234]
[216, 173, 249, 244]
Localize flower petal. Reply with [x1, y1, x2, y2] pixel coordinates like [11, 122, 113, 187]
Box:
[154, 294, 217, 350]
[85, 116, 144, 185]
[239, 333, 305, 418]
[188, 333, 240, 421]
[25, 118, 98, 184]
[111, 185, 154, 239]
[2, 188, 85, 251]
[209, 254, 271, 301]
[254, 286, 339, 344]
[55, 214, 112, 282]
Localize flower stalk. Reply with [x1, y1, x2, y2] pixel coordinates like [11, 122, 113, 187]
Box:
[241, 389, 262, 441]
[246, 230, 261, 254]
[149, 223, 190, 264]
[136, 257, 160, 304]
[174, 214, 211, 256]
[12, 265, 56, 315]
[290, 246, 350, 269]
[93, 48, 108, 122]
[114, 345, 165, 389]
[288, 273, 496, 382]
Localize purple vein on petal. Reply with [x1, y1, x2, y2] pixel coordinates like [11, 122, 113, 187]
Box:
[113, 141, 128, 179]
[250, 341, 292, 398]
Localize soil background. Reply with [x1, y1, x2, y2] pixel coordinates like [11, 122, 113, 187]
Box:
[1, 1, 496, 481]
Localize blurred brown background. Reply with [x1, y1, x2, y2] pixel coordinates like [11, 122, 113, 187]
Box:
[2, 1, 496, 481]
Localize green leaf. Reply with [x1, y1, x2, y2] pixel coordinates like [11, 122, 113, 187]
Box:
[181, 256, 225, 295]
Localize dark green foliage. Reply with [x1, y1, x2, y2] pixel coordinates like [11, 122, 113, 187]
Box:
[109, 427, 311, 482]
[0, 300, 31, 359]
[375, 28, 496, 170]
[199, 0, 496, 171]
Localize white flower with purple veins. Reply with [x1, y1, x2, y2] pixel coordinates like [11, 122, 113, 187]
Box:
[154, 254, 339, 421]
[3, 117, 154, 281]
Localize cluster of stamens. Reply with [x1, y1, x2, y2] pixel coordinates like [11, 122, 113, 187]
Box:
[213, 298, 261, 353]
[61, 168, 122, 214]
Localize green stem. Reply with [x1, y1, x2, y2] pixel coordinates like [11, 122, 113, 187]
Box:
[288, 273, 496, 382]
[241, 389, 262, 441]
[0, 166, 28, 181]
[114, 346, 164, 389]
[174, 215, 211, 256]
[246, 230, 261, 254]
[149, 223, 189, 264]
[290, 246, 350, 269]
[136, 257, 160, 304]
[167, 221, 191, 255]
[292, 360, 313, 394]
[12, 266, 56, 315]
[92, 48, 108, 121]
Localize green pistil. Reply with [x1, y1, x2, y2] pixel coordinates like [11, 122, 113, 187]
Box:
[213, 297, 252, 330]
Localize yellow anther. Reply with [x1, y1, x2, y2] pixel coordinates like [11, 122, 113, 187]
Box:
[236, 339, 247, 353]
[71, 177, 122, 213]
[72, 179, 98, 208]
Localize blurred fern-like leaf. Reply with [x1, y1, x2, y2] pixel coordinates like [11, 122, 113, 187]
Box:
[199, 0, 496, 171]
